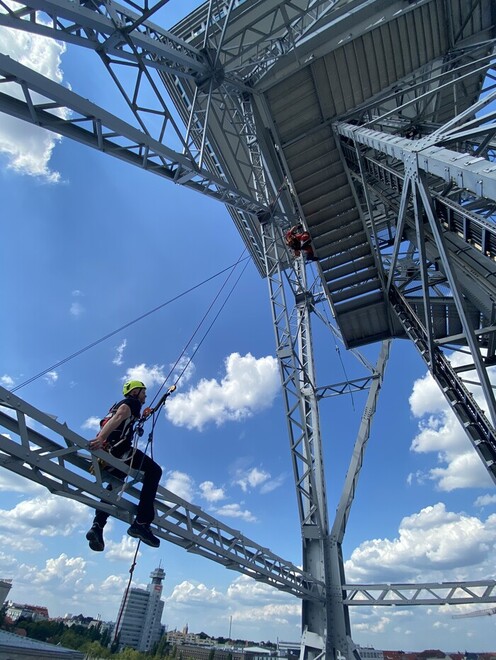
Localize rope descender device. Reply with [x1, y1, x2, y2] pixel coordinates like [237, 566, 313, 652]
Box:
[141, 385, 177, 422]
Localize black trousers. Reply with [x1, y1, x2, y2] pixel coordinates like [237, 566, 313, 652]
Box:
[93, 448, 162, 527]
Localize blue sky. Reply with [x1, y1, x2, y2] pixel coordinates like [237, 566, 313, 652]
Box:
[1, 1, 496, 651]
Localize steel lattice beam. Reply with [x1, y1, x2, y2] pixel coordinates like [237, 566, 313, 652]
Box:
[0, 385, 325, 602]
[0, 0, 208, 78]
[343, 580, 496, 606]
[334, 74, 496, 485]
[0, 54, 271, 218]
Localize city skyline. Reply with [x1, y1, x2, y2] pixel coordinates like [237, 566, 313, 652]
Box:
[3, 590, 496, 656]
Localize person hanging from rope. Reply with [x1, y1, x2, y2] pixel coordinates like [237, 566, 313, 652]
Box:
[285, 224, 318, 262]
[86, 379, 163, 551]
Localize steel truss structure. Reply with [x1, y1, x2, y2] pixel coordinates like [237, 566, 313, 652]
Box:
[1, 1, 496, 659]
[0, 384, 324, 602]
[334, 48, 496, 484]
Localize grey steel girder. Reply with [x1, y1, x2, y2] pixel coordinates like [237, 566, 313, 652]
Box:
[168, 0, 350, 85]
[343, 580, 496, 606]
[331, 340, 391, 545]
[259, 218, 394, 659]
[336, 123, 496, 203]
[0, 0, 209, 79]
[260, 218, 331, 657]
[390, 287, 496, 484]
[335, 119, 496, 483]
[0, 54, 271, 219]
[0, 384, 325, 602]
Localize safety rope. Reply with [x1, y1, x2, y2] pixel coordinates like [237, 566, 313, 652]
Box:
[115, 248, 250, 498]
[148, 248, 248, 409]
[10, 257, 250, 393]
[106, 250, 252, 629]
[112, 538, 141, 645]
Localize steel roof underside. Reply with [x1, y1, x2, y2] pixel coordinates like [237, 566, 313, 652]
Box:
[169, 0, 495, 348]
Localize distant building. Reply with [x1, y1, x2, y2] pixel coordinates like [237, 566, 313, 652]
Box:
[173, 644, 245, 660]
[357, 647, 384, 660]
[244, 645, 276, 660]
[5, 601, 49, 622]
[116, 566, 165, 652]
[167, 629, 215, 646]
[276, 641, 300, 658]
[0, 579, 12, 607]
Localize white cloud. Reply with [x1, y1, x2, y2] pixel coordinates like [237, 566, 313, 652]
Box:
[232, 602, 299, 625]
[164, 470, 194, 501]
[105, 535, 142, 562]
[165, 353, 279, 431]
[82, 416, 101, 432]
[199, 480, 226, 502]
[0, 8, 68, 181]
[0, 471, 44, 495]
[124, 363, 167, 388]
[0, 374, 14, 388]
[70, 301, 84, 317]
[226, 575, 296, 605]
[20, 554, 86, 591]
[170, 354, 196, 386]
[235, 467, 270, 492]
[474, 494, 496, 508]
[167, 580, 226, 606]
[214, 503, 257, 523]
[354, 616, 391, 634]
[43, 370, 58, 385]
[0, 494, 89, 542]
[408, 355, 495, 491]
[345, 502, 496, 583]
[113, 339, 127, 366]
[233, 466, 284, 495]
[163, 574, 300, 640]
[260, 475, 285, 494]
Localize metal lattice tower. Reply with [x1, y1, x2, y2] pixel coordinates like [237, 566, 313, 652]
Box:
[1, 1, 496, 659]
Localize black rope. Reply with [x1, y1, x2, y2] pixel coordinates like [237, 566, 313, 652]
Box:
[10, 257, 250, 393]
[113, 539, 141, 644]
[148, 248, 248, 408]
[113, 250, 250, 493]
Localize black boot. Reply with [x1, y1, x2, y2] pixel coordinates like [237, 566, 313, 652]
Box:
[127, 521, 160, 548]
[86, 523, 104, 552]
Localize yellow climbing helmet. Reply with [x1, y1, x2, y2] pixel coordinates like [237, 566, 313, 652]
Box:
[123, 380, 146, 396]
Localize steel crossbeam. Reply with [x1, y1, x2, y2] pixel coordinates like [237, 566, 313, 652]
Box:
[0, 385, 325, 602]
[331, 340, 390, 545]
[0, 54, 271, 220]
[343, 580, 496, 606]
[0, 0, 208, 77]
[337, 122, 496, 203]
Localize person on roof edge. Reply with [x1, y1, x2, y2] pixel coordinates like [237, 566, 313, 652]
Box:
[285, 224, 318, 262]
[86, 380, 162, 551]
